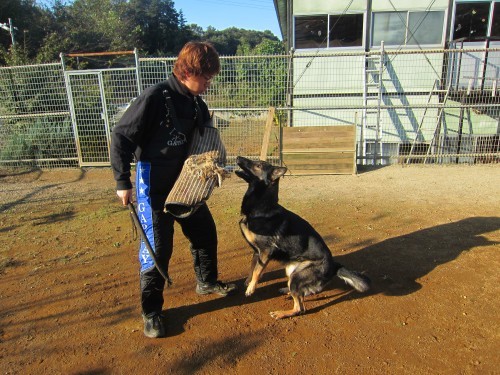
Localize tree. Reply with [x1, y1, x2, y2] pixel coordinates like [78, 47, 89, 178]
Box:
[125, 0, 181, 55]
[253, 39, 285, 55]
[204, 27, 281, 56]
[186, 23, 204, 40]
[0, 0, 54, 64]
[1, 0, 285, 66]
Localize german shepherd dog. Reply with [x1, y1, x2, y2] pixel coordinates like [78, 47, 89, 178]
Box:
[235, 156, 370, 319]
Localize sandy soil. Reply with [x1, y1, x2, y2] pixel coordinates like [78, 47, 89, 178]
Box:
[0, 165, 499, 374]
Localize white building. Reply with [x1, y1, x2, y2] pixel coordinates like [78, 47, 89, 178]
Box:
[273, 0, 500, 165]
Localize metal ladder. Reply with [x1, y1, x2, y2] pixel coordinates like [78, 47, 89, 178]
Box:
[363, 42, 385, 165]
[405, 79, 439, 164]
[404, 79, 451, 164]
[423, 81, 452, 164]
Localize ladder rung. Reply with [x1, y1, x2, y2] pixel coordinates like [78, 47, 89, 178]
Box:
[366, 56, 380, 60]
[367, 83, 380, 87]
[366, 69, 379, 73]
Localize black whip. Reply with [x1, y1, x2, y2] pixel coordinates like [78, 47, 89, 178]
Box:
[127, 202, 172, 286]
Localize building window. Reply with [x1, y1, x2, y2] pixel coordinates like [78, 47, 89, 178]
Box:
[453, 2, 490, 40]
[408, 11, 445, 45]
[329, 14, 363, 47]
[295, 15, 328, 49]
[372, 11, 445, 47]
[372, 12, 406, 46]
[294, 13, 364, 49]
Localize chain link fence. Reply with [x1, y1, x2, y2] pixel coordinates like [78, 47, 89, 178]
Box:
[0, 47, 498, 169]
[0, 63, 75, 167]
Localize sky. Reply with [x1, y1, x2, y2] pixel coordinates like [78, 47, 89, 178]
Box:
[175, 0, 282, 38]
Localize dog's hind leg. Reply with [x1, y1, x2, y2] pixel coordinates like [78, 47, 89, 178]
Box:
[270, 293, 305, 319]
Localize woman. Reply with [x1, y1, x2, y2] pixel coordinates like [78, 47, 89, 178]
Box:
[111, 41, 236, 338]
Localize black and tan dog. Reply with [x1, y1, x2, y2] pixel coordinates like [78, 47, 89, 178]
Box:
[235, 156, 370, 319]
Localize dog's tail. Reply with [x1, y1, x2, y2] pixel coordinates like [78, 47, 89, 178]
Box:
[336, 267, 370, 293]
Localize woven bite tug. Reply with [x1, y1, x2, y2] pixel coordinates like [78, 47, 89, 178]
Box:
[164, 124, 229, 218]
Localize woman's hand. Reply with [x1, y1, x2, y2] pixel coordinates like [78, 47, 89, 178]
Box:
[116, 189, 133, 206]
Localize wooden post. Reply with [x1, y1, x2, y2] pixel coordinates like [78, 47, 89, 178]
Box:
[260, 107, 275, 161]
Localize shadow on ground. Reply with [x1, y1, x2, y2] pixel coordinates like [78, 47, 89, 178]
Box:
[164, 216, 499, 335]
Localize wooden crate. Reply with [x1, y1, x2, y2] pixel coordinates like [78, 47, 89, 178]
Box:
[282, 125, 356, 175]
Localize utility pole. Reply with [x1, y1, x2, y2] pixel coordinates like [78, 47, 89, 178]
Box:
[0, 18, 17, 46]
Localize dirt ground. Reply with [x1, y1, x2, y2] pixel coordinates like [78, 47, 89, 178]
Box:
[0, 164, 499, 374]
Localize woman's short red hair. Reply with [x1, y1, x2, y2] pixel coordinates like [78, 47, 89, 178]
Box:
[173, 41, 220, 81]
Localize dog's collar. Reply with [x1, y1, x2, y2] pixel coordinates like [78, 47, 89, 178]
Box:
[241, 207, 282, 221]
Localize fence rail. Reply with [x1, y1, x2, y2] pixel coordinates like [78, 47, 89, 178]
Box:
[0, 47, 498, 169]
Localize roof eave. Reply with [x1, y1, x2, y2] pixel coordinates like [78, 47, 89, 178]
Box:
[273, 0, 289, 43]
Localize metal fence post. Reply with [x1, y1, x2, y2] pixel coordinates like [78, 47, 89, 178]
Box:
[61, 52, 83, 167]
[134, 48, 142, 95]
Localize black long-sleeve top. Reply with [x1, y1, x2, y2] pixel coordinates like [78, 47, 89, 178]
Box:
[110, 74, 210, 191]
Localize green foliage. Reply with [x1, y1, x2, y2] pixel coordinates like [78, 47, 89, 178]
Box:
[253, 39, 286, 55]
[1, 0, 284, 65]
[0, 116, 76, 163]
[0, 44, 32, 66]
[0, 62, 68, 117]
[65, 0, 128, 51]
[209, 39, 287, 109]
[204, 27, 281, 56]
[0, 0, 52, 63]
[118, 0, 183, 55]
[0, 44, 79, 166]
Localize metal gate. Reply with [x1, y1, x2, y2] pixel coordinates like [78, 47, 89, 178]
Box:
[66, 71, 111, 166]
[65, 68, 139, 166]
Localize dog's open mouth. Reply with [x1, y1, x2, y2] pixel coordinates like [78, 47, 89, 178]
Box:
[235, 156, 253, 180]
[235, 169, 249, 179]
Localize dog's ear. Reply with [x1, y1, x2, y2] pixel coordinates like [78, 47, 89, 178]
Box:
[270, 167, 287, 182]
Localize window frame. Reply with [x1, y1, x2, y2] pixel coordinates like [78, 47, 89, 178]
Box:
[328, 13, 364, 48]
[371, 10, 446, 48]
[492, 1, 500, 37]
[294, 14, 329, 50]
[451, 1, 500, 42]
[293, 12, 366, 51]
